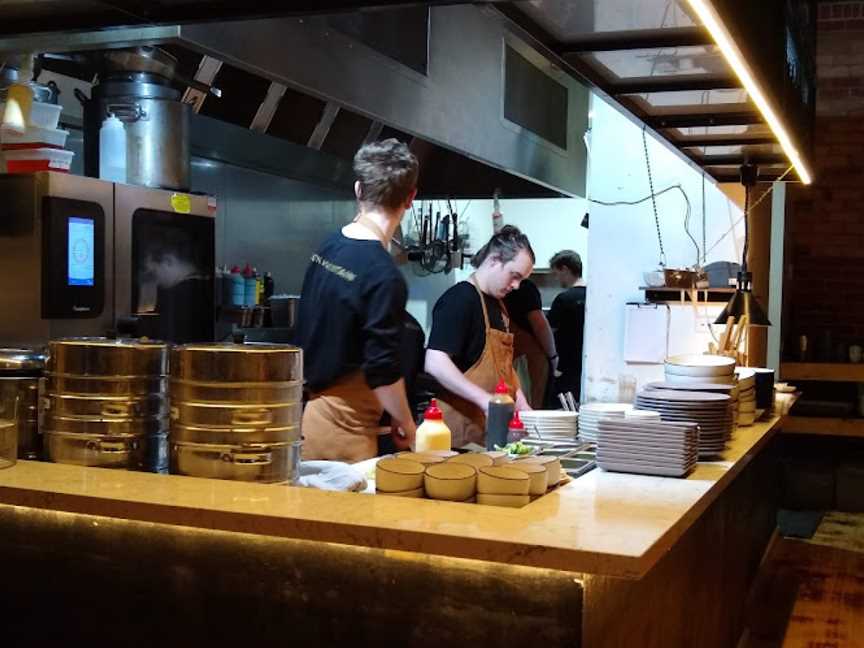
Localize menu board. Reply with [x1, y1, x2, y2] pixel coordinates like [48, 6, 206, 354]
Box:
[67, 216, 94, 287]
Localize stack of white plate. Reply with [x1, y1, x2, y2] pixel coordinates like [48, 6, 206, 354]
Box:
[519, 410, 579, 442]
[645, 381, 739, 432]
[634, 388, 733, 457]
[735, 368, 757, 426]
[597, 419, 699, 477]
[664, 354, 736, 385]
[577, 403, 634, 442]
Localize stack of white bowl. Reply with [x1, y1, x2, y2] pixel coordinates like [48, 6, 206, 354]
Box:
[519, 410, 579, 442]
[664, 354, 736, 385]
[578, 403, 634, 442]
[734, 367, 757, 426]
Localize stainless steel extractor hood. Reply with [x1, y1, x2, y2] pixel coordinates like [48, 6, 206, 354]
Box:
[0, 4, 590, 198]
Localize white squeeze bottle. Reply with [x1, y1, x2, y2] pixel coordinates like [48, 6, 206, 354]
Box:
[415, 399, 452, 452]
[99, 113, 126, 183]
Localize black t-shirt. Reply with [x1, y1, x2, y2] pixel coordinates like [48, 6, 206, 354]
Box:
[295, 232, 407, 392]
[428, 281, 508, 372]
[547, 286, 586, 374]
[504, 279, 542, 333]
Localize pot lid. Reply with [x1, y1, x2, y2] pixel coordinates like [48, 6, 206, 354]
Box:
[0, 347, 46, 372]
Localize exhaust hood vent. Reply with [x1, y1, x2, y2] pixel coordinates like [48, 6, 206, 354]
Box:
[197, 63, 270, 126]
[504, 45, 568, 150]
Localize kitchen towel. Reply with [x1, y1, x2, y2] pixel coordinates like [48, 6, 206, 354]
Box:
[297, 460, 368, 492]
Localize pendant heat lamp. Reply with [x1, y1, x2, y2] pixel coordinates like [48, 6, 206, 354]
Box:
[714, 164, 771, 327]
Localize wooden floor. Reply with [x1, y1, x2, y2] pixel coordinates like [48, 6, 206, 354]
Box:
[740, 512, 864, 648]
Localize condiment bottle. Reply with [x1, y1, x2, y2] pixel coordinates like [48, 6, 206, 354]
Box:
[485, 379, 514, 450]
[263, 272, 274, 303]
[243, 263, 257, 307]
[508, 410, 527, 442]
[230, 265, 244, 307]
[415, 399, 451, 452]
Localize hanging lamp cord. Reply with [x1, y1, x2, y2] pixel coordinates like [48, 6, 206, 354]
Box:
[642, 124, 666, 267]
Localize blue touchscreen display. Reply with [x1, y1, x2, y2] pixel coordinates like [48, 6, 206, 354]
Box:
[68, 216, 95, 287]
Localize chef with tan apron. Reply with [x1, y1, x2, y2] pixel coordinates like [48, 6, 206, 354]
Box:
[295, 139, 419, 462]
[425, 226, 535, 447]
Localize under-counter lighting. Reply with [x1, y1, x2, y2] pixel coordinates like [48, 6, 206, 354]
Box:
[685, 0, 813, 185]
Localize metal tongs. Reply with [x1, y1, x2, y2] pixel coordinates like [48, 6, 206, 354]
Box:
[558, 392, 578, 412]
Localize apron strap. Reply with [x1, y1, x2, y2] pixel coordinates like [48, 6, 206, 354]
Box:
[469, 277, 511, 333]
[468, 277, 492, 331]
[354, 215, 388, 247]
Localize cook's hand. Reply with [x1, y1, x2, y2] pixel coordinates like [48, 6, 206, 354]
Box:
[391, 425, 415, 451]
[474, 392, 493, 413]
[550, 355, 559, 374]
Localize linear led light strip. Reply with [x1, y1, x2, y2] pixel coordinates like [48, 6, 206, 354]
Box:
[685, 0, 813, 184]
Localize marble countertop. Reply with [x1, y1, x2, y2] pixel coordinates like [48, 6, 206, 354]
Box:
[0, 396, 795, 579]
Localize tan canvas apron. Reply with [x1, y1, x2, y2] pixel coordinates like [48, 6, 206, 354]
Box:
[512, 323, 549, 409]
[437, 280, 519, 447]
[300, 215, 390, 463]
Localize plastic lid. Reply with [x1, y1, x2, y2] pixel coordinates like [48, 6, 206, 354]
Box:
[508, 410, 525, 430]
[494, 379, 509, 394]
[243, 263, 253, 277]
[423, 398, 443, 421]
[230, 265, 241, 273]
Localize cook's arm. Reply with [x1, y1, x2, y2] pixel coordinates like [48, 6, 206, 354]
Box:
[425, 349, 491, 412]
[373, 379, 417, 446]
[527, 310, 556, 359]
[515, 388, 532, 412]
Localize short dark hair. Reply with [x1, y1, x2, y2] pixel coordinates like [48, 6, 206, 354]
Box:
[471, 225, 535, 268]
[549, 250, 582, 278]
[353, 138, 419, 210]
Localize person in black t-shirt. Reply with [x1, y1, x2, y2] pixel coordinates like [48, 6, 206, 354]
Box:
[505, 279, 558, 408]
[426, 226, 534, 447]
[548, 250, 587, 402]
[296, 139, 419, 462]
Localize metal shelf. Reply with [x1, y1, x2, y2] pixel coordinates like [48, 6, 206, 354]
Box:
[639, 286, 735, 304]
[780, 363, 864, 383]
[782, 416, 864, 438]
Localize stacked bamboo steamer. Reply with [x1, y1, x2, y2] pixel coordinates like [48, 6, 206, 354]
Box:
[169, 343, 303, 484]
[42, 338, 169, 470]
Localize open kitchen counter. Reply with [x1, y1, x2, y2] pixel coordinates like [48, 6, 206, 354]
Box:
[0, 395, 796, 579]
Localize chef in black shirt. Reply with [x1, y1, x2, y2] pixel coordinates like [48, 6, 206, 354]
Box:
[548, 250, 587, 401]
[425, 226, 534, 447]
[505, 279, 558, 408]
[296, 139, 419, 462]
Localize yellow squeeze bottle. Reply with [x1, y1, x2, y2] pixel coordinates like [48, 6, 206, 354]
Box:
[415, 399, 452, 452]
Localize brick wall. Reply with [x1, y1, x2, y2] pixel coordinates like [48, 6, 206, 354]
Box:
[785, 2, 864, 352]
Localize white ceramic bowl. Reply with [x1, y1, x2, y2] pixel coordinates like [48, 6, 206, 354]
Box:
[665, 358, 735, 378]
[482, 450, 509, 465]
[507, 461, 548, 495]
[477, 493, 531, 508]
[447, 453, 494, 470]
[424, 462, 477, 501]
[376, 486, 424, 498]
[477, 466, 530, 495]
[396, 452, 446, 466]
[664, 372, 735, 386]
[517, 455, 561, 487]
[376, 458, 426, 493]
